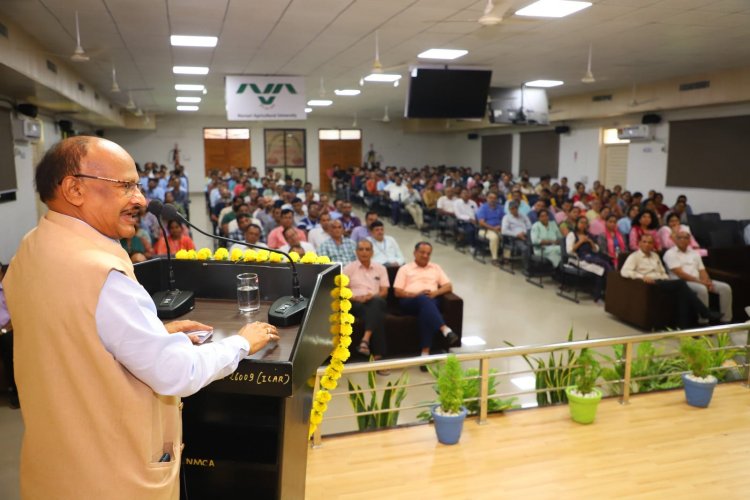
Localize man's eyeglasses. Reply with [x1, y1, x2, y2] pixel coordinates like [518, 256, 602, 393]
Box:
[72, 174, 141, 196]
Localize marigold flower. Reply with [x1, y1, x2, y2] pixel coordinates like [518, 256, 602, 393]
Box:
[330, 288, 341, 299]
[196, 248, 212, 260]
[339, 299, 352, 312]
[316, 255, 331, 264]
[255, 249, 270, 262]
[330, 300, 340, 312]
[339, 313, 355, 324]
[334, 274, 350, 287]
[317, 390, 332, 403]
[243, 249, 257, 262]
[329, 313, 340, 323]
[175, 249, 189, 260]
[330, 325, 340, 335]
[332, 346, 350, 361]
[230, 248, 244, 262]
[338, 335, 352, 349]
[320, 375, 337, 390]
[300, 252, 318, 264]
[288, 251, 301, 263]
[310, 411, 323, 425]
[213, 247, 229, 261]
[269, 252, 283, 263]
[313, 400, 328, 413]
[185, 249, 197, 260]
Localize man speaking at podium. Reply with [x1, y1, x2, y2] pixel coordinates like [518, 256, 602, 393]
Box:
[4, 137, 279, 500]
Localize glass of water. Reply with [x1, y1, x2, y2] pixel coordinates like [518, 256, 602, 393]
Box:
[237, 273, 260, 313]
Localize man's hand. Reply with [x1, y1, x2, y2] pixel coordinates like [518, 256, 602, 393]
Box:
[239, 322, 280, 355]
[517, 232, 527, 240]
[165, 320, 214, 345]
[643, 277, 655, 284]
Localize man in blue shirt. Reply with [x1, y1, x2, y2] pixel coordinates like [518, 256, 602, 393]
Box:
[477, 192, 504, 266]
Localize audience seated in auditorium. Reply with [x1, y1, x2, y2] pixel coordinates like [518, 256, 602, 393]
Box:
[664, 230, 732, 323]
[436, 186, 457, 215]
[501, 201, 532, 253]
[308, 212, 332, 250]
[368, 220, 406, 267]
[401, 182, 424, 229]
[658, 212, 706, 256]
[504, 189, 531, 216]
[230, 223, 266, 253]
[453, 188, 478, 247]
[588, 206, 610, 237]
[351, 211, 378, 243]
[338, 201, 361, 237]
[421, 180, 441, 211]
[477, 191, 504, 266]
[318, 219, 356, 264]
[629, 210, 661, 252]
[154, 219, 196, 255]
[267, 208, 307, 249]
[279, 226, 316, 255]
[597, 214, 627, 268]
[620, 233, 719, 328]
[664, 199, 689, 225]
[144, 177, 165, 202]
[297, 201, 320, 232]
[527, 199, 554, 224]
[290, 197, 308, 226]
[530, 209, 563, 267]
[618, 205, 640, 240]
[558, 205, 580, 237]
[566, 216, 612, 301]
[393, 242, 458, 367]
[344, 239, 390, 372]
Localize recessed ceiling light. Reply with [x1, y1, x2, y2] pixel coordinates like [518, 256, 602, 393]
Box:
[307, 99, 332, 107]
[177, 105, 199, 111]
[305, 107, 313, 113]
[417, 49, 468, 60]
[173, 66, 209, 75]
[176, 96, 201, 103]
[334, 89, 361, 96]
[175, 84, 205, 91]
[525, 79, 564, 87]
[516, 0, 592, 18]
[364, 73, 401, 83]
[170, 35, 218, 47]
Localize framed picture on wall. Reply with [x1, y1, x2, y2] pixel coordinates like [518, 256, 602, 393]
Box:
[264, 129, 306, 169]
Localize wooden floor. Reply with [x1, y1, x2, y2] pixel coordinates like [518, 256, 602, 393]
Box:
[306, 383, 750, 499]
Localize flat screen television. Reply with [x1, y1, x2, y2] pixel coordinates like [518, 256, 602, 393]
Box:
[405, 67, 492, 119]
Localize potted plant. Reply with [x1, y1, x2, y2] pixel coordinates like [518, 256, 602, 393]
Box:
[565, 349, 602, 424]
[679, 337, 718, 408]
[430, 355, 467, 445]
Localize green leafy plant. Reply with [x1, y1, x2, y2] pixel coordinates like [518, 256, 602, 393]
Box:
[347, 370, 409, 430]
[680, 337, 713, 378]
[437, 354, 465, 414]
[508, 327, 585, 406]
[702, 333, 740, 381]
[600, 342, 685, 395]
[572, 349, 601, 395]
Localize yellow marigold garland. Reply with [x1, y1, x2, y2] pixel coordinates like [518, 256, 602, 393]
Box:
[175, 248, 336, 267]
[308, 271, 354, 439]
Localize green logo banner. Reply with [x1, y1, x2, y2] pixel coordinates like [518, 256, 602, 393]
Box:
[226, 76, 306, 121]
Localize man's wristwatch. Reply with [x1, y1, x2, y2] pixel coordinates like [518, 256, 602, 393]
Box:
[0, 328, 9, 335]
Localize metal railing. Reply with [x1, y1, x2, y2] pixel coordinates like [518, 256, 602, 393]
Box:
[311, 322, 750, 447]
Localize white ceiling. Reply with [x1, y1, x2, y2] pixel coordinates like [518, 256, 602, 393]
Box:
[1, 0, 750, 122]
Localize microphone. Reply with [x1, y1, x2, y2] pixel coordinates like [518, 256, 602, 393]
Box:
[161, 203, 309, 327]
[146, 200, 195, 319]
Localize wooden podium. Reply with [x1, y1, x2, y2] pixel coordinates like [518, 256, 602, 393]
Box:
[134, 259, 338, 500]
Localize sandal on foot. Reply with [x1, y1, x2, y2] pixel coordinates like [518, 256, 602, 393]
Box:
[357, 339, 371, 356]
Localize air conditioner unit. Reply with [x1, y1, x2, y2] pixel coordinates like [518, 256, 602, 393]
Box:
[12, 117, 42, 141]
[617, 124, 651, 141]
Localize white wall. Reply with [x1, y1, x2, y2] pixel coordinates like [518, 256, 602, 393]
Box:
[106, 114, 482, 192]
[0, 116, 60, 263]
[558, 128, 600, 186]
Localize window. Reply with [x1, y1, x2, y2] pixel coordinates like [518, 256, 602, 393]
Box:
[203, 128, 250, 140]
[318, 129, 361, 140]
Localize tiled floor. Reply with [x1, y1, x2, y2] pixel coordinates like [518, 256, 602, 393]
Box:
[0, 196, 644, 498]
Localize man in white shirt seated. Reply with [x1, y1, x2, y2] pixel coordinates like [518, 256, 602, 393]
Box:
[664, 230, 732, 323]
[279, 226, 316, 255]
[368, 221, 405, 267]
[385, 176, 409, 225]
[501, 201, 532, 256]
[308, 212, 332, 251]
[453, 188, 478, 248]
[620, 233, 720, 328]
[436, 187, 457, 216]
[229, 223, 267, 253]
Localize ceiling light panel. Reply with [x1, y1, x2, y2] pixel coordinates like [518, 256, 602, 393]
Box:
[305, 107, 313, 113]
[170, 35, 218, 47]
[173, 66, 209, 75]
[364, 73, 402, 83]
[177, 105, 199, 111]
[526, 79, 564, 87]
[516, 0, 592, 18]
[334, 89, 361, 96]
[176, 97, 202, 103]
[307, 100, 333, 106]
[417, 49, 468, 60]
[175, 84, 205, 91]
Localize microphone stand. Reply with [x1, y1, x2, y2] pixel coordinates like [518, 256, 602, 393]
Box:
[148, 202, 195, 319]
[162, 204, 309, 327]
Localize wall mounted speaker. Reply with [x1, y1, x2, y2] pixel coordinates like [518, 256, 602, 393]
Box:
[58, 120, 73, 132]
[467, 133, 479, 140]
[555, 125, 571, 134]
[16, 103, 38, 118]
[642, 114, 662, 124]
